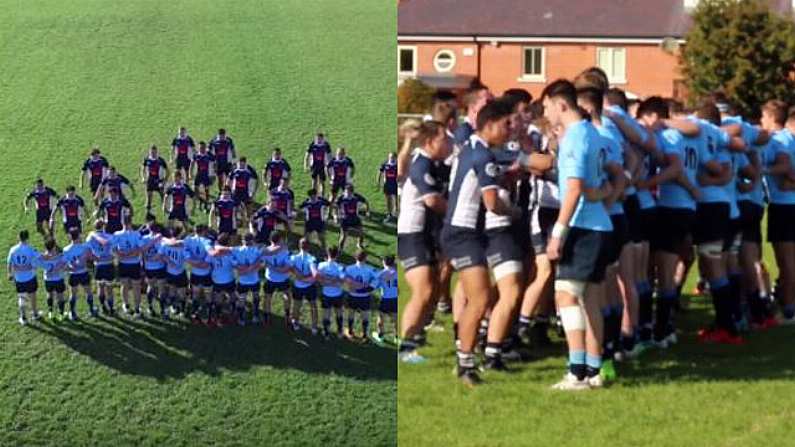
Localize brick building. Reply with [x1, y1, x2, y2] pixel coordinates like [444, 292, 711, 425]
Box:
[397, 0, 795, 99]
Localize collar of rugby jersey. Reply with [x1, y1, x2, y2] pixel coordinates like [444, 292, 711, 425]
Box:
[468, 133, 489, 149]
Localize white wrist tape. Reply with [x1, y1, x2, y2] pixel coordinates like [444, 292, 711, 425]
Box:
[551, 222, 569, 239]
[624, 169, 633, 181]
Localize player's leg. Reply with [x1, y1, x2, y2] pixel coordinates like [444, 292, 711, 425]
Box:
[16, 284, 29, 325]
[617, 244, 639, 356]
[308, 289, 319, 334]
[262, 283, 273, 324]
[321, 297, 332, 337]
[68, 281, 79, 320]
[251, 288, 261, 324]
[355, 226, 365, 250]
[400, 266, 435, 351]
[82, 281, 96, 317]
[334, 301, 345, 336]
[291, 288, 302, 330]
[338, 228, 347, 253]
[518, 253, 553, 345]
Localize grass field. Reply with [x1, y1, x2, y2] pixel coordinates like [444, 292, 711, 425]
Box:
[398, 235, 795, 446]
[0, 1, 396, 446]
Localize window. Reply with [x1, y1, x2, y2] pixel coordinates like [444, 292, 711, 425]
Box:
[398, 46, 416, 76]
[520, 47, 545, 82]
[433, 50, 456, 73]
[596, 47, 626, 84]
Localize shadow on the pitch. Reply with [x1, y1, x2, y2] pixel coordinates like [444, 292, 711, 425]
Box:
[31, 311, 397, 383]
[616, 298, 795, 385]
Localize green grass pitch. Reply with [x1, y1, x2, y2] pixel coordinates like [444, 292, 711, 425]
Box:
[0, 1, 396, 446]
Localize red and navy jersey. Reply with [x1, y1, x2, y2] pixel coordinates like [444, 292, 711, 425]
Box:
[230, 166, 255, 194]
[27, 187, 57, 211]
[329, 157, 355, 183]
[214, 198, 237, 226]
[192, 152, 215, 175]
[300, 197, 330, 222]
[336, 193, 366, 219]
[99, 197, 131, 226]
[143, 156, 168, 180]
[307, 141, 331, 168]
[166, 183, 195, 211]
[269, 188, 294, 215]
[82, 157, 109, 180]
[380, 161, 398, 186]
[56, 196, 85, 222]
[209, 136, 235, 163]
[265, 159, 291, 184]
[253, 208, 284, 237]
[172, 135, 195, 158]
[100, 175, 131, 194]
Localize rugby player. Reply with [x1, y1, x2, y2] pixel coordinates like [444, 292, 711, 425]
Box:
[209, 129, 236, 193]
[39, 238, 67, 320]
[7, 230, 41, 325]
[378, 152, 399, 223]
[234, 232, 264, 325]
[289, 237, 319, 333]
[96, 167, 134, 203]
[191, 141, 215, 212]
[263, 147, 291, 191]
[335, 184, 370, 251]
[171, 127, 195, 181]
[372, 255, 398, 344]
[209, 187, 241, 235]
[63, 229, 96, 319]
[24, 179, 57, 237]
[163, 171, 195, 230]
[80, 147, 109, 206]
[262, 232, 292, 327]
[299, 188, 330, 251]
[159, 227, 189, 320]
[51, 186, 86, 236]
[327, 147, 355, 214]
[305, 132, 331, 195]
[317, 245, 346, 338]
[86, 220, 116, 315]
[140, 145, 170, 214]
[96, 187, 132, 234]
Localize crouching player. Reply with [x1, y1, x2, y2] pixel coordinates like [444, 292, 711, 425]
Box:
[317, 246, 346, 338]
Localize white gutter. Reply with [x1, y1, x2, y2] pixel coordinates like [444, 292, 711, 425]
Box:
[399, 35, 686, 44]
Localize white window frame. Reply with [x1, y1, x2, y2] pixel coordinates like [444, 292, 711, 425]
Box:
[398, 45, 417, 77]
[518, 46, 545, 83]
[432, 49, 456, 73]
[596, 47, 627, 85]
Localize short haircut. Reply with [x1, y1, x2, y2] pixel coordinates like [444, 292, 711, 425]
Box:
[574, 67, 609, 92]
[217, 233, 230, 246]
[382, 255, 395, 266]
[431, 100, 456, 124]
[697, 100, 721, 125]
[222, 186, 231, 193]
[433, 89, 457, 103]
[198, 141, 206, 146]
[45, 238, 56, 251]
[123, 215, 133, 226]
[475, 98, 513, 131]
[70, 229, 80, 241]
[145, 213, 156, 222]
[239, 156, 247, 163]
[463, 85, 487, 108]
[308, 188, 317, 196]
[273, 147, 281, 153]
[606, 88, 628, 110]
[503, 88, 533, 106]
[576, 87, 604, 116]
[66, 185, 76, 192]
[541, 79, 578, 109]
[667, 99, 687, 116]
[36, 178, 43, 184]
[219, 128, 226, 135]
[171, 226, 182, 238]
[195, 224, 208, 234]
[94, 220, 104, 230]
[19, 230, 29, 241]
[637, 96, 670, 119]
[91, 147, 100, 155]
[788, 106, 795, 123]
[327, 245, 339, 258]
[270, 231, 282, 244]
[355, 250, 367, 262]
[244, 232, 254, 243]
[417, 120, 446, 146]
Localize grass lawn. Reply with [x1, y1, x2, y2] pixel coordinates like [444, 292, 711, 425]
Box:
[398, 227, 795, 446]
[0, 1, 396, 445]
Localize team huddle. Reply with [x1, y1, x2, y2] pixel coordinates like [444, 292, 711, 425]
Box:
[397, 67, 795, 389]
[7, 129, 399, 343]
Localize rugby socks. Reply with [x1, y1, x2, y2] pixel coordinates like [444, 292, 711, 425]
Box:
[637, 281, 653, 341]
[601, 306, 614, 359]
[710, 278, 734, 333]
[347, 317, 354, 334]
[322, 318, 331, 335]
[86, 292, 95, 315]
[362, 317, 369, 337]
[585, 353, 602, 378]
[456, 350, 476, 375]
[611, 303, 624, 354]
[654, 289, 677, 341]
[747, 289, 764, 322]
[336, 315, 344, 334]
[252, 297, 261, 318]
[46, 296, 54, 312]
[69, 295, 77, 314]
[57, 298, 66, 314]
[728, 273, 744, 325]
[782, 303, 795, 320]
[568, 350, 586, 381]
[484, 342, 501, 361]
[147, 288, 156, 310]
[98, 294, 106, 310]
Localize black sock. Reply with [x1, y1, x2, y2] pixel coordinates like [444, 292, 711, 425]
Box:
[322, 318, 330, 333]
[484, 342, 501, 360]
[728, 273, 743, 324]
[47, 297, 53, 311]
[654, 290, 675, 341]
[638, 283, 653, 341]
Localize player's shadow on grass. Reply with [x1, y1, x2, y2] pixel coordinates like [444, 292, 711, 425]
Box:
[31, 314, 396, 383]
[616, 298, 795, 385]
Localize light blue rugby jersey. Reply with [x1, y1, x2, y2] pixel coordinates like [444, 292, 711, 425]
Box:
[208, 251, 237, 285]
[38, 254, 66, 282]
[112, 229, 144, 265]
[264, 247, 291, 283]
[290, 252, 317, 288]
[694, 119, 730, 204]
[63, 242, 90, 275]
[143, 234, 164, 270]
[86, 231, 114, 265]
[159, 244, 188, 275]
[596, 124, 624, 216]
[766, 129, 795, 205]
[7, 243, 40, 283]
[233, 245, 262, 285]
[656, 128, 697, 210]
[557, 120, 613, 231]
[184, 235, 212, 276]
[376, 268, 398, 300]
[344, 262, 378, 298]
[317, 260, 345, 297]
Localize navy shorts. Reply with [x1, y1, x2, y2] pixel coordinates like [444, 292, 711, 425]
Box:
[341, 217, 362, 231]
[264, 280, 289, 294]
[321, 294, 344, 309]
[64, 219, 82, 235]
[557, 227, 611, 283]
[441, 226, 487, 271]
[693, 202, 729, 245]
[36, 208, 51, 224]
[68, 272, 91, 287]
[90, 177, 102, 194]
[213, 281, 236, 294]
[194, 173, 212, 187]
[347, 295, 371, 311]
[623, 194, 643, 243]
[145, 267, 166, 280]
[486, 227, 526, 268]
[398, 232, 436, 271]
[607, 213, 628, 264]
[95, 263, 116, 282]
[45, 280, 65, 293]
[305, 219, 325, 234]
[176, 156, 191, 171]
[233, 190, 250, 205]
[331, 180, 347, 194]
[118, 263, 141, 280]
[15, 278, 38, 294]
[652, 207, 694, 254]
[768, 204, 795, 243]
[219, 219, 235, 235]
[293, 285, 317, 301]
[384, 182, 398, 196]
[169, 208, 188, 222]
[723, 218, 742, 252]
[237, 282, 260, 294]
[167, 272, 188, 288]
[379, 299, 397, 314]
[147, 177, 163, 193]
[311, 166, 326, 181]
[738, 200, 763, 244]
[106, 221, 122, 234]
[216, 161, 231, 176]
[638, 207, 657, 243]
[190, 273, 212, 287]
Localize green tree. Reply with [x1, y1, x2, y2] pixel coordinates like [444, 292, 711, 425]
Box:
[680, 0, 795, 119]
[397, 78, 435, 114]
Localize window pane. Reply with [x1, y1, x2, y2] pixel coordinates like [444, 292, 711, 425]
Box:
[614, 49, 626, 80]
[532, 48, 542, 75]
[524, 49, 533, 75]
[400, 49, 413, 72]
[597, 48, 609, 75]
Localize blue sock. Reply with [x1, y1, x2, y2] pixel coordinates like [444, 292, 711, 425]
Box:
[783, 304, 795, 320]
[69, 296, 77, 313]
[362, 319, 369, 335]
[323, 318, 331, 333]
[86, 294, 94, 312]
[107, 297, 114, 311]
[569, 350, 586, 380]
[585, 353, 602, 377]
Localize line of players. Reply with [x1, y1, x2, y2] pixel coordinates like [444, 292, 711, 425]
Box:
[24, 129, 400, 252]
[398, 67, 795, 389]
[7, 222, 398, 343]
